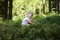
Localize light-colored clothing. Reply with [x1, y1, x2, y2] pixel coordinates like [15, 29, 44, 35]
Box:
[22, 17, 31, 25]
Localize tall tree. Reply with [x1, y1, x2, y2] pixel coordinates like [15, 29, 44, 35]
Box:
[42, 0, 45, 13]
[56, 0, 59, 13]
[59, 0, 60, 13]
[2, 0, 8, 20]
[0, 0, 2, 15]
[49, 0, 51, 12]
[8, 0, 12, 20]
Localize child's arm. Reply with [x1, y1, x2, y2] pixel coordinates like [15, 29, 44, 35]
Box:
[31, 20, 40, 24]
[29, 19, 36, 24]
[27, 19, 39, 24]
[28, 20, 33, 24]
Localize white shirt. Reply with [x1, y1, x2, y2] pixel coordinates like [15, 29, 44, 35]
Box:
[22, 17, 31, 25]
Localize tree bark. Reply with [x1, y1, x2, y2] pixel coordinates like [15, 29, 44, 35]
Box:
[49, 0, 51, 12]
[42, 0, 45, 13]
[8, 0, 12, 20]
[2, 0, 8, 20]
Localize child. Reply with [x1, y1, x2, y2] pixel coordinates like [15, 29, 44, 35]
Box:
[22, 11, 33, 25]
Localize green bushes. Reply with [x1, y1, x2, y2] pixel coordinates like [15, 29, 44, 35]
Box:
[0, 14, 60, 40]
[12, 0, 48, 20]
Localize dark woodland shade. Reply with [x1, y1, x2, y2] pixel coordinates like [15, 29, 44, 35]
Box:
[49, 0, 60, 13]
[36, 8, 39, 14]
[0, 0, 12, 20]
[0, 0, 60, 20]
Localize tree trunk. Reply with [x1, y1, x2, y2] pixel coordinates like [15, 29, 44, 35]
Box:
[42, 0, 45, 13]
[57, 0, 59, 13]
[2, 0, 8, 20]
[59, 0, 60, 13]
[8, 0, 12, 20]
[49, 0, 51, 12]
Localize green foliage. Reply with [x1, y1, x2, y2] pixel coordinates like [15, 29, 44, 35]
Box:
[0, 0, 60, 40]
[12, 0, 48, 20]
[0, 13, 60, 40]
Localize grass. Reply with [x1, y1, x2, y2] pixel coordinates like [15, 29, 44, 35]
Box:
[0, 13, 60, 40]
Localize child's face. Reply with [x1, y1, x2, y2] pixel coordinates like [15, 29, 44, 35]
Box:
[28, 14, 33, 18]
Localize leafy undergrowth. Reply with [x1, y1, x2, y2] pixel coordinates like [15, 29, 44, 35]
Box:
[0, 14, 60, 40]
